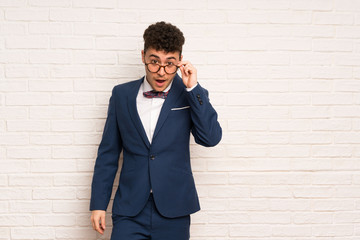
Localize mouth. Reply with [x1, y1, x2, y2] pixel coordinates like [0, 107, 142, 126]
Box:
[156, 79, 166, 83]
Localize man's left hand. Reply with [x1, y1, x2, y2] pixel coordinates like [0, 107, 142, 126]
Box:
[177, 61, 197, 88]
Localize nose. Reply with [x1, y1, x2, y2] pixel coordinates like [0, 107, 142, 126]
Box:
[157, 66, 166, 76]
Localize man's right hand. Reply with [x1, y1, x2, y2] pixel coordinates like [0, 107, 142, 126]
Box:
[91, 210, 106, 234]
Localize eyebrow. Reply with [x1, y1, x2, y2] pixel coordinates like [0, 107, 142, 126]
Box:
[149, 54, 177, 60]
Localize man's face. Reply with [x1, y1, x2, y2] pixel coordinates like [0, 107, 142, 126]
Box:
[142, 48, 182, 92]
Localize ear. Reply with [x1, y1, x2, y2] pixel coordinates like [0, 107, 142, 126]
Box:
[141, 50, 145, 64]
[180, 54, 183, 61]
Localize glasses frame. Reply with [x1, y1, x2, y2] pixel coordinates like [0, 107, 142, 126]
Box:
[144, 62, 179, 74]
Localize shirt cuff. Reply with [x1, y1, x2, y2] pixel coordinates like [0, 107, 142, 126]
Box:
[186, 83, 198, 92]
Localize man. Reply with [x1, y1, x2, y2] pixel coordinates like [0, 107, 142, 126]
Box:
[90, 21, 222, 240]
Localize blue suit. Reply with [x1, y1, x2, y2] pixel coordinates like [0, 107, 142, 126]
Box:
[90, 74, 222, 219]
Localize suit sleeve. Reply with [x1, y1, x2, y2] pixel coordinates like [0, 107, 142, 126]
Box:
[186, 83, 222, 147]
[89, 86, 123, 211]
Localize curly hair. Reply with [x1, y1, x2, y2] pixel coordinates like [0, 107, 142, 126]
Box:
[143, 21, 185, 56]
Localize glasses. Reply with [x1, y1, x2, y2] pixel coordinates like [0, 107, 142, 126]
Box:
[145, 62, 179, 74]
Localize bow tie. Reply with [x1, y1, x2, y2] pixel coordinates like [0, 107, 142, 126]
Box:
[143, 90, 169, 99]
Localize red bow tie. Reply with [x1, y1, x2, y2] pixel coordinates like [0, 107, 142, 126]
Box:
[143, 90, 169, 99]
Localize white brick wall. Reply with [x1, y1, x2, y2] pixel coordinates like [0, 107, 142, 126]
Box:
[1, 0, 360, 239]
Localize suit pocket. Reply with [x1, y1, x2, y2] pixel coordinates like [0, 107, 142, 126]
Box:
[171, 106, 190, 111]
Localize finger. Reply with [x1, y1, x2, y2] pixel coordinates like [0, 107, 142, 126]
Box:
[179, 65, 187, 76]
[94, 217, 103, 234]
[100, 214, 106, 231]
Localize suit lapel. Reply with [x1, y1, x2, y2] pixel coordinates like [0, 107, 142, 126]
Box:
[152, 74, 184, 141]
[127, 77, 151, 148]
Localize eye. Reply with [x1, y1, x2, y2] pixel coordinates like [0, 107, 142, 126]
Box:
[167, 62, 174, 66]
[150, 59, 158, 64]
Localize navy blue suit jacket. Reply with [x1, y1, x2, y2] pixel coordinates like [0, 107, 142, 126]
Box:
[90, 74, 222, 218]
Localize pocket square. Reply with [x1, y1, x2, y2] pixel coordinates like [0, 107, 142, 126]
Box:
[171, 106, 190, 111]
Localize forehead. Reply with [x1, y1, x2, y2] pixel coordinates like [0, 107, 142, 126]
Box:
[145, 48, 180, 59]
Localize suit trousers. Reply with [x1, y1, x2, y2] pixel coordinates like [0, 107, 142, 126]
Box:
[110, 193, 191, 240]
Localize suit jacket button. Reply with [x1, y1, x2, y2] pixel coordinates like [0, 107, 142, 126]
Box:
[150, 155, 155, 160]
[196, 94, 200, 98]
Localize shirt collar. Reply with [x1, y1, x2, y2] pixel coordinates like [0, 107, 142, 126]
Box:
[143, 75, 173, 93]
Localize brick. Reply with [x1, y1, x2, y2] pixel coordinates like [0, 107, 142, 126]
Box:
[293, 186, 334, 198]
[208, 186, 250, 198]
[337, 26, 360, 38]
[230, 225, 272, 237]
[7, 147, 51, 159]
[0, 51, 27, 64]
[0, 133, 28, 145]
[313, 200, 354, 211]
[50, 9, 91, 22]
[5, 65, 48, 78]
[313, 224, 353, 237]
[94, 9, 138, 23]
[33, 188, 76, 199]
[95, 66, 139, 78]
[50, 37, 93, 49]
[29, 22, 72, 35]
[7, 120, 50, 132]
[9, 175, 52, 187]
[191, 225, 228, 237]
[0, 80, 27, 91]
[31, 160, 77, 173]
[228, 11, 268, 23]
[117, 0, 206, 10]
[73, 50, 117, 64]
[0, 23, 26, 35]
[312, 93, 353, 105]
[270, 199, 311, 211]
[314, 12, 353, 25]
[29, 0, 71, 7]
[53, 174, 92, 186]
[29, 80, 73, 92]
[6, 93, 50, 106]
[73, 0, 116, 8]
[74, 79, 118, 92]
[96, 37, 144, 50]
[10, 201, 51, 213]
[269, 11, 311, 24]
[5, 9, 48, 21]
[29, 50, 70, 64]
[6, 36, 48, 49]
[292, 25, 335, 37]
[0, 215, 32, 226]
[184, 11, 226, 24]
[74, 22, 119, 36]
[250, 0, 290, 10]
[53, 200, 90, 213]
[30, 133, 72, 145]
[52, 146, 96, 159]
[11, 228, 55, 239]
[0, 0, 26, 7]
[35, 214, 76, 227]
[272, 225, 312, 237]
[51, 93, 95, 105]
[50, 66, 94, 78]
[51, 120, 96, 132]
[0, 189, 32, 200]
[139, 10, 183, 24]
[335, 0, 360, 11]
[30, 106, 73, 119]
[291, 0, 333, 10]
[313, 40, 353, 52]
[0, 160, 30, 173]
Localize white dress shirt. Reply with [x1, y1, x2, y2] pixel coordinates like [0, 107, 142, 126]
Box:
[136, 76, 197, 193]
